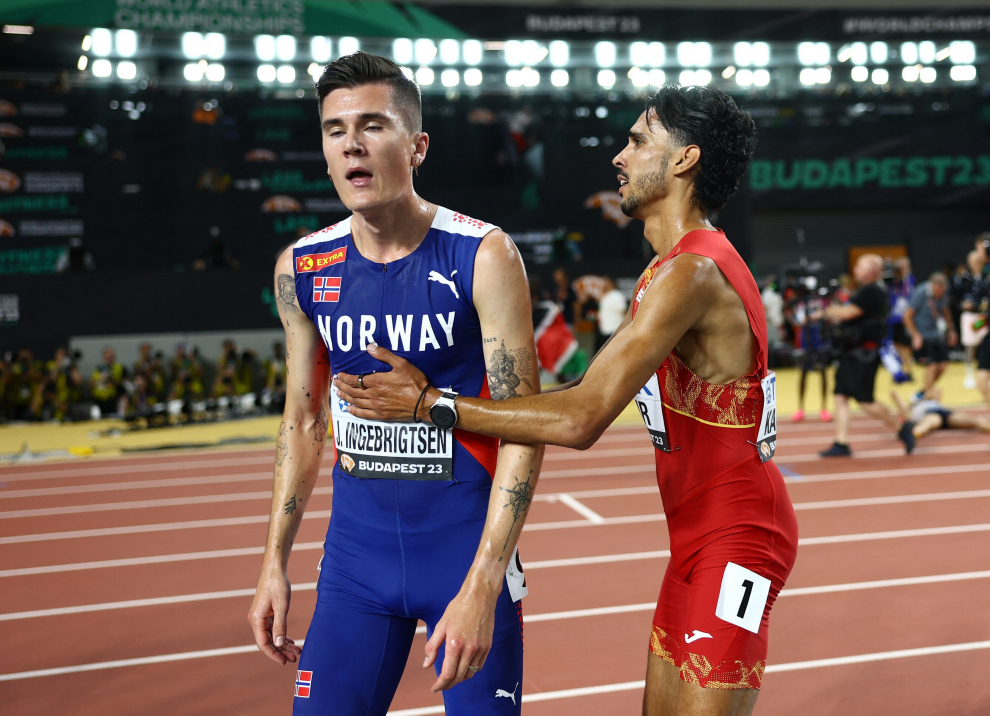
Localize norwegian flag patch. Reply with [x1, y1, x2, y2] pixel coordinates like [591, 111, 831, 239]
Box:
[313, 276, 341, 302]
[295, 670, 313, 698]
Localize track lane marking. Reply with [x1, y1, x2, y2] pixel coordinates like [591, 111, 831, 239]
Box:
[0, 472, 276, 499]
[553, 494, 606, 524]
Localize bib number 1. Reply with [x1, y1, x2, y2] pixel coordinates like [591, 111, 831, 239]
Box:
[756, 371, 776, 463]
[715, 562, 772, 634]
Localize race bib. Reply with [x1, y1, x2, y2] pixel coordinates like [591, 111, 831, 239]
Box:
[330, 383, 453, 480]
[635, 373, 671, 452]
[715, 562, 772, 634]
[756, 371, 776, 463]
[505, 547, 527, 602]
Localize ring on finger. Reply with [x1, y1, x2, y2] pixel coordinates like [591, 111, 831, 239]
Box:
[467, 665, 481, 673]
[357, 374, 366, 389]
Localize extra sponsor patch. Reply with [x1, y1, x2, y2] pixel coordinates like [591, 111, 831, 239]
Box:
[295, 670, 313, 698]
[296, 248, 346, 273]
[313, 276, 341, 302]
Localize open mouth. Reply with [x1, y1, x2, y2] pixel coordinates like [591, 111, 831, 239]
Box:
[346, 167, 373, 186]
[617, 174, 629, 189]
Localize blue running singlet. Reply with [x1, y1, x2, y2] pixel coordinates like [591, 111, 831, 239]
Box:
[290, 207, 525, 716]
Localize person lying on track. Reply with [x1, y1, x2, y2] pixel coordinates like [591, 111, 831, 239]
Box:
[893, 387, 990, 454]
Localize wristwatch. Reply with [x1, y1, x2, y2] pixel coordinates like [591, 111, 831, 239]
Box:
[428, 390, 459, 430]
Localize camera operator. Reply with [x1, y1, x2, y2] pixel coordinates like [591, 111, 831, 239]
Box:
[817, 254, 897, 457]
[975, 233, 990, 409]
[903, 272, 957, 398]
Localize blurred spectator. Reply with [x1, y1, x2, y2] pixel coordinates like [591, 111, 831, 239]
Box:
[887, 257, 915, 369]
[40, 347, 83, 420]
[552, 268, 580, 327]
[903, 272, 957, 397]
[596, 276, 627, 352]
[168, 343, 205, 401]
[55, 237, 96, 273]
[89, 347, 127, 417]
[6, 349, 41, 420]
[791, 290, 832, 423]
[973, 234, 990, 409]
[956, 250, 988, 390]
[263, 342, 288, 413]
[761, 278, 784, 347]
[531, 278, 586, 383]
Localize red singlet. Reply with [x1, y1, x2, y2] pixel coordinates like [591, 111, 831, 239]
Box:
[631, 229, 799, 690]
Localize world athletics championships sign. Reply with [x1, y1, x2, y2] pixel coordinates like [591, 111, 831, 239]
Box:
[113, 0, 304, 35]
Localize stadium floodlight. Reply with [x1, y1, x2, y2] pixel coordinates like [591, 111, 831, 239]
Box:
[92, 28, 112, 57]
[902, 65, 920, 82]
[850, 42, 867, 65]
[257, 64, 276, 83]
[277, 65, 295, 83]
[549, 40, 569, 67]
[919, 41, 936, 64]
[753, 69, 770, 86]
[415, 39, 437, 64]
[851, 65, 868, 82]
[184, 62, 204, 81]
[255, 35, 276, 61]
[116, 61, 136, 80]
[115, 29, 137, 57]
[629, 67, 649, 88]
[521, 66, 540, 87]
[722, 66, 736, 79]
[463, 39, 483, 65]
[920, 67, 936, 83]
[869, 42, 887, 64]
[597, 69, 616, 88]
[182, 32, 204, 59]
[815, 67, 831, 84]
[464, 68, 483, 86]
[338, 37, 359, 55]
[206, 63, 225, 82]
[275, 35, 296, 62]
[506, 69, 522, 88]
[799, 68, 817, 85]
[648, 69, 666, 86]
[871, 68, 888, 84]
[678, 42, 711, 68]
[92, 59, 112, 77]
[595, 41, 616, 67]
[415, 66, 434, 86]
[734, 42, 753, 67]
[204, 33, 224, 60]
[550, 69, 569, 87]
[900, 42, 918, 65]
[522, 40, 546, 65]
[631, 42, 650, 67]
[752, 42, 770, 67]
[736, 69, 753, 87]
[798, 41, 829, 66]
[400, 67, 413, 80]
[77, 55, 88, 71]
[504, 40, 523, 66]
[392, 38, 413, 64]
[439, 39, 459, 65]
[311, 36, 332, 63]
[950, 41, 976, 65]
[950, 65, 977, 82]
[82, 34, 92, 51]
[308, 63, 322, 82]
[679, 69, 711, 86]
[441, 69, 459, 87]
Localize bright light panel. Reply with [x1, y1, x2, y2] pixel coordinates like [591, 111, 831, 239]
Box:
[311, 36, 331, 63]
[550, 69, 569, 87]
[183, 62, 204, 81]
[81, 34, 92, 51]
[206, 63, 225, 82]
[205, 33, 225, 60]
[277, 65, 295, 83]
[115, 29, 137, 57]
[441, 69, 459, 86]
[255, 35, 275, 61]
[549, 40, 568, 67]
[950, 65, 977, 82]
[275, 35, 295, 61]
[850, 42, 867, 65]
[257, 64, 276, 82]
[684, 69, 711, 86]
[736, 68, 753, 86]
[902, 65, 919, 82]
[463, 39, 483, 65]
[415, 66, 434, 85]
[799, 68, 817, 85]
[504, 40, 523, 66]
[77, 55, 88, 71]
[815, 67, 831, 84]
[648, 69, 666, 86]
[439, 39, 459, 65]
[919, 41, 935, 63]
[950, 41, 976, 64]
[597, 68, 616, 87]
[182, 32, 203, 59]
[678, 42, 711, 67]
[506, 69, 522, 88]
[116, 61, 136, 79]
[522, 40, 545, 65]
[920, 67, 936, 83]
[92, 28, 112, 57]
[629, 67, 650, 88]
[595, 41, 616, 67]
[92, 59, 112, 77]
[900, 42, 918, 65]
[415, 39, 436, 64]
[734, 42, 753, 67]
[753, 69, 770, 86]
[393, 38, 412, 64]
[798, 41, 829, 66]
[521, 67, 540, 87]
[851, 65, 868, 82]
[870, 42, 887, 64]
[871, 68, 888, 84]
[722, 65, 736, 79]
[631, 42, 650, 67]
[464, 68, 483, 86]
[752, 42, 770, 67]
[339, 37, 359, 55]
[308, 63, 322, 82]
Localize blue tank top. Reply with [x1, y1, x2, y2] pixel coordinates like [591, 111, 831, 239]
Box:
[293, 207, 499, 483]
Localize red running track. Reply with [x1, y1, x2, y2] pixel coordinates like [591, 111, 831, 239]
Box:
[1, 411, 989, 715]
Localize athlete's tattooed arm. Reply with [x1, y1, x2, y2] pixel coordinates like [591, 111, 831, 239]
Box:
[499, 471, 534, 550]
[249, 247, 331, 667]
[486, 340, 534, 400]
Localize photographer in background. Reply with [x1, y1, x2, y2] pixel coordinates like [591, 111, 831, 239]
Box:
[817, 254, 897, 457]
[974, 233, 990, 409]
[903, 272, 957, 398]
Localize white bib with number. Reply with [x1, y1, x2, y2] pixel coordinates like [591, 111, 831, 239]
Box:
[635, 373, 671, 452]
[715, 562, 772, 634]
[756, 371, 776, 463]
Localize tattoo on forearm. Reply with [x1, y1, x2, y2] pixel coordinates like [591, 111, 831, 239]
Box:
[487, 340, 534, 400]
[275, 421, 288, 466]
[500, 470, 534, 550]
[276, 274, 299, 312]
[315, 404, 328, 442]
[284, 495, 297, 514]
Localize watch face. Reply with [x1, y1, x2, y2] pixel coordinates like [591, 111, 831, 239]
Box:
[430, 405, 456, 430]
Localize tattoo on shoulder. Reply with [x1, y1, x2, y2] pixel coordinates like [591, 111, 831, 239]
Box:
[275, 421, 289, 466]
[276, 274, 299, 312]
[487, 340, 534, 399]
[314, 404, 328, 442]
[500, 470, 534, 550]
[284, 495, 297, 514]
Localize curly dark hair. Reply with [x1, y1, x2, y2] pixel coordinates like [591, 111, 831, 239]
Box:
[315, 51, 422, 131]
[645, 84, 757, 214]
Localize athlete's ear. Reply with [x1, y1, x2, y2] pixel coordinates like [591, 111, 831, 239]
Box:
[412, 131, 429, 170]
[672, 144, 701, 177]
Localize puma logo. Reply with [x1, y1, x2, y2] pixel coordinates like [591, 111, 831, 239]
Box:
[495, 682, 518, 705]
[428, 270, 459, 299]
[684, 630, 713, 644]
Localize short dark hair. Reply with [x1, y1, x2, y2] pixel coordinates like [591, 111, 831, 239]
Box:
[645, 84, 757, 214]
[315, 51, 422, 132]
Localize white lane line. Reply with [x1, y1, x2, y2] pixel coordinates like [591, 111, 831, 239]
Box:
[799, 523, 990, 545]
[764, 640, 990, 673]
[0, 455, 276, 482]
[0, 472, 274, 499]
[792, 489, 990, 511]
[0, 486, 333, 520]
[783, 462, 990, 484]
[778, 442, 989, 463]
[554, 494, 605, 524]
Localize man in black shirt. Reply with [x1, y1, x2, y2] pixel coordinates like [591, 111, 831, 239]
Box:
[817, 254, 896, 457]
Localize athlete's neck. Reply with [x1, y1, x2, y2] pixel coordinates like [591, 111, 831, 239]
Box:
[350, 192, 437, 264]
[641, 200, 715, 261]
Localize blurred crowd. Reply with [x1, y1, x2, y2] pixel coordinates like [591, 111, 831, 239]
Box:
[0, 339, 288, 424]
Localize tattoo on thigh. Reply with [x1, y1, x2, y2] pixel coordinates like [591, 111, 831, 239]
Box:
[314, 404, 328, 442]
[488, 340, 534, 399]
[500, 470, 534, 550]
[276, 274, 299, 312]
[275, 421, 288, 466]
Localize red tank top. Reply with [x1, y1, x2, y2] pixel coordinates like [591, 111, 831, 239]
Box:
[631, 229, 770, 511]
